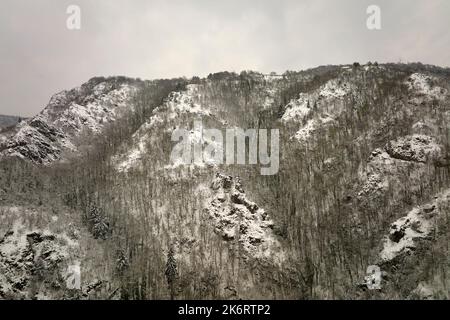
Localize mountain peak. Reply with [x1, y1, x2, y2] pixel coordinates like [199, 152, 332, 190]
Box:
[0, 77, 141, 164]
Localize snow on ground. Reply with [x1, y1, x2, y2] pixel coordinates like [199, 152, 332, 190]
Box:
[1, 80, 137, 165]
[293, 115, 335, 142]
[116, 84, 213, 172]
[406, 73, 447, 100]
[116, 141, 146, 172]
[357, 171, 389, 199]
[0, 207, 80, 299]
[380, 188, 450, 262]
[318, 78, 353, 99]
[203, 174, 285, 264]
[281, 94, 312, 122]
[164, 125, 224, 170]
[282, 77, 353, 123]
[357, 134, 449, 289]
[360, 188, 450, 291]
[282, 77, 354, 144]
[148, 84, 209, 126]
[49, 83, 136, 134]
[358, 134, 444, 200]
[0, 205, 111, 299]
[1, 118, 74, 163]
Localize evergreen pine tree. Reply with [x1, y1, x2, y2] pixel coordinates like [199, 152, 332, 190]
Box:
[164, 246, 178, 300]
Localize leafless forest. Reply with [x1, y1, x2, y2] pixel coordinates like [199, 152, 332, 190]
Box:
[0, 63, 449, 299]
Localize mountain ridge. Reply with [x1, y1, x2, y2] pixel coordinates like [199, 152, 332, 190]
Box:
[1, 62, 449, 299]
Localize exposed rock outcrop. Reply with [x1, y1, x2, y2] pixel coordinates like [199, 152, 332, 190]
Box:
[0, 222, 75, 299]
[359, 189, 450, 293]
[385, 135, 443, 163]
[1, 77, 139, 164]
[204, 173, 284, 263]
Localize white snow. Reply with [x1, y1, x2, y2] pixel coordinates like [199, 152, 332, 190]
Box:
[281, 94, 312, 122]
[203, 174, 285, 264]
[1, 80, 137, 164]
[318, 79, 353, 99]
[166, 125, 224, 170]
[0, 206, 85, 298]
[282, 77, 353, 123]
[116, 141, 146, 172]
[52, 84, 136, 134]
[116, 84, 214, 172]
[282, 77, 354, 143]
[380, 208, 431, 261]
[380, 189, 450, 262]
[149, 85, 209, 125]
[406, 73, 446, 100]
[293, 115, 335, 142]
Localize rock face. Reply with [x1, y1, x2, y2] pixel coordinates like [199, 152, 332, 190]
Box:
[357, 133, 446, 210]
[115, 84, 213, 172]
[1, 64, 450, 299]
[0, 77, 139, 164]
[0, 206, 112, 300]
[385, 135, 443, 163]
[204, 173, 284, 263]
[360, 189, 450, 291]
[379, 189, 450, 264]
[0, 220, 74, 299]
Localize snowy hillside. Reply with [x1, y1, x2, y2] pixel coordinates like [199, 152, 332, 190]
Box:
[1, 63, 449, 300]
[0, 77, 140, 164]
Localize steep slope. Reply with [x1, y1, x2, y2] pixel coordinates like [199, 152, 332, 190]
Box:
[75, 64, 450, 299]
[0, 63, 449, 300]
[114, 84, 215, 172]
[0, 204, 116, 299]
[0, 77, 141, 164]
[360, 188, 450, 299]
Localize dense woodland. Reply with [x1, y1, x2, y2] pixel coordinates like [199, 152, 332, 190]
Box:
[1, 63, 449, 299]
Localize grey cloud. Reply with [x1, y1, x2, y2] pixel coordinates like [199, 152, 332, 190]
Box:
[0, 0, 449, 116]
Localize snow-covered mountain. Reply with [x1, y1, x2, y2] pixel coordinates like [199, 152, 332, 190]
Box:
[1, 63, 450, 300]
[0, 77, 140, 164]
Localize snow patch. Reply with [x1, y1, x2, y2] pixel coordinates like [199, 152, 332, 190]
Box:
[1, 80, 137, 165]
[406, 73, 446, 100]
[293, 115, 335, 142]
[380, 189, 450, 262]
[281, 94, 312, 122]
[116, 85, 213, 172]
[318, 79, 353, 99]
[203, 174, 285, 264]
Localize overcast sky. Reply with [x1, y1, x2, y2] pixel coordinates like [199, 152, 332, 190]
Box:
[1, 0, 449, 117]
